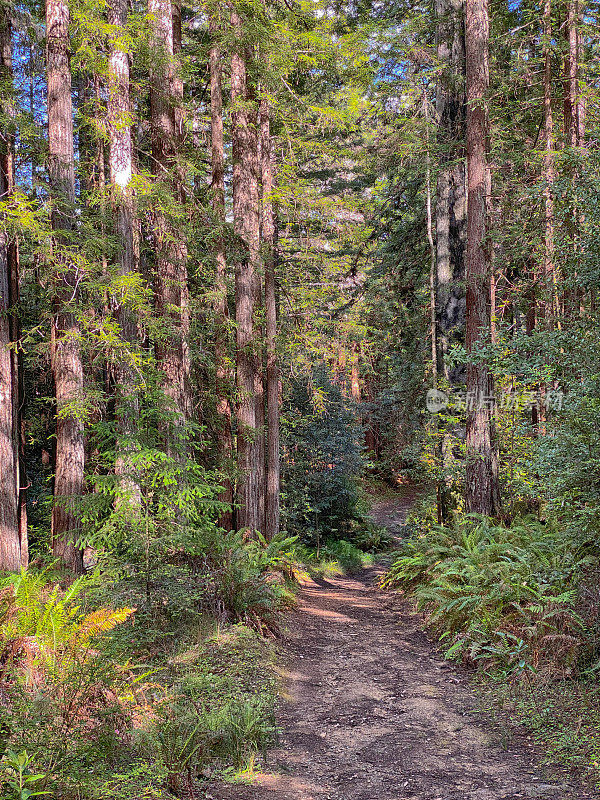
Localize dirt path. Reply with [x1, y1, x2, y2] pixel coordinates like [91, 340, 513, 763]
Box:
[208, 495, 592, 800]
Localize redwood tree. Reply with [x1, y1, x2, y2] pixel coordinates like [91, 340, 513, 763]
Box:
[210, 14, 233, 528]
[149, 0, 191, 431]
[47, 0, 85, 572]
[231, 9, 263, 532]
[464, 0, 500, 515]
[0, 8, 23, 570]
[434, 0, 466, 378]
[108, 0, 141, 506]
[260, 92, 280, 540]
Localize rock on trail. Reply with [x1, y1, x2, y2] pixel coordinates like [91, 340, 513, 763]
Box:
[208, 494, 592, 800]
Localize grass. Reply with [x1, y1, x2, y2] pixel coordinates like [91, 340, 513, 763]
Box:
[292, 539, 375, 578]
[476, 675, 600, 791]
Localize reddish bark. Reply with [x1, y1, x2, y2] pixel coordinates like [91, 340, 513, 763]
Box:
[231, 11, 263, 532]
[149, 0, 191, 432]
[210, 14, 233, 529]
[47, 0, 85, 572]
[108, 0, 141, 506]
[260, 93, 280, 541]
[464, 0, 500, 515]
[0, 11, 23, 570]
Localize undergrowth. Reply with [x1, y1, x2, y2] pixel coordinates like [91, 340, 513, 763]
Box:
[0, 561, 283, 798]
[477, 676, 600, 791]
[383, 506, 600, 790]
[0, 520, 383, 798]
[382, 513, 588, 678]
[293, 538, 375, 577]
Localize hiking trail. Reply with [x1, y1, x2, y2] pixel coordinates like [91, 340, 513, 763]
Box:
[208, 491, 592, 800]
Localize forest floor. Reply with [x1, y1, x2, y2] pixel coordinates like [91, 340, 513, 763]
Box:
[207, 490, 594, 800]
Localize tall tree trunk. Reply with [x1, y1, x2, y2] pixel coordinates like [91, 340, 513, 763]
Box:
[0, 10, 23, 571]
[563, 0, 579, 149]
[435, 0, 467, 379]
[260, 92, 280, 541]
[424, 90, 437, 383]
[108, 0, 141, 507]
[543, 0, 557, 326]
[464, 0, 500, 515]
[47, 0, 85, 573]
[210, 15, 233, 529]
[171, 0, 192, 411]
[350, 341, 361, 402]
[562, 0, 584, 319]
[434, 0, 467, 522]
[149, 0, 191, 434]
[231, 10, 262, 532]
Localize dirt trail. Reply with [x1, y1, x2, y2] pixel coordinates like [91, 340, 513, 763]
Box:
[208, 493, 592, 800]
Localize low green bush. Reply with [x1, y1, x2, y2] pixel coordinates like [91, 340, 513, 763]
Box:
[0, 567, 282, 799]
[349, 520, 394, 553]
[138, 625, 277, 792]
[382, 514, 589, 679]
[0, 571, 135, 799]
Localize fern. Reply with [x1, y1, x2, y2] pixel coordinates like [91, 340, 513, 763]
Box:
[383, 515, 587, 677]
[0, 570, 134, 686]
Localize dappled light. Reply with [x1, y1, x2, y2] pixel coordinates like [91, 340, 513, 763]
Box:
[0, 0, 599, 795]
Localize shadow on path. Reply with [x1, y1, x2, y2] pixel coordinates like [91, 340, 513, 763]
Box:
[207, 494, 592, 800]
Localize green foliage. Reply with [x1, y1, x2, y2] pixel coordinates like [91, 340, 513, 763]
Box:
[281, 366, 365, 544]
[200, 531, 297, 634]
[383, 515, 588, 678]
[138, 626, 277, 790]
[0, 571, 134, 799]
[350, 519, 394, 553]
[1, 751, 48, 800]
[292, 538, 373, 577]
[0, 570, 282, 799]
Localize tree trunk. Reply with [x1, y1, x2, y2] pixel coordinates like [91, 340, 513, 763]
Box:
[108, 0, 141, 507]
[563, 0, 579, 149]
[562, 0, 584, 317]
[464, 0, 500, 516]
[260, 92, 280, 541]
[337, 344, 347, 395]
[435, 0, 467, 380]
[350, 342, 361, 402]
[424, 91, 437, 383]
[47, 0, 85, 573]
[0, 10, 23, 571]
[210, 14, 233, 529]
[543, 0, 556, 326]
[149, 0, 191, 433]
[231, 11, 262, 532]
[171, 0, 192, 410]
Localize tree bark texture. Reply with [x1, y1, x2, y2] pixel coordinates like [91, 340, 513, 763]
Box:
[260, 92, 280, 541]
[47, 0, 85, 572]
[0, 11, 24, 570]
[210, 14, 233, 529]
[435, 0, 467, 381]
[108, 0, 141, 507]
[464, 0, 500, 516]
[149, 0, 191, 432]
[231, 10, 262, 532]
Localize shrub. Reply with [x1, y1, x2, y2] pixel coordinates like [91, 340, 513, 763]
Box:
[0, 571, 134, 799]
[382, 515, 588, 679]
[281, 366, 364, 544]
[293, 539, 373, 576]
[200, 531, 297, 634]
[349, 520, 394, 553]
[138, 625, 277, 791]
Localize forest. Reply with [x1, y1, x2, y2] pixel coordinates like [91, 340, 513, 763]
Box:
[1, 0, 600, 795]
